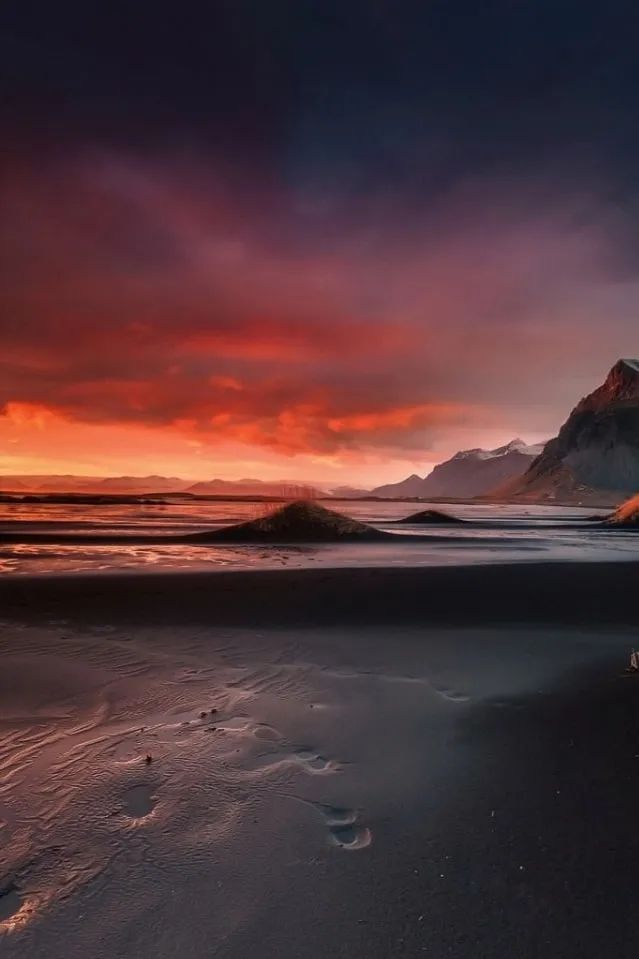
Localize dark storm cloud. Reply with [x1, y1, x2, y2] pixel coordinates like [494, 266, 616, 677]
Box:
[2, 2, 639, 468]
[2, 1, 639, 197]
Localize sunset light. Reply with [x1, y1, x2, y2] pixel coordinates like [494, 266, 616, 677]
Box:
[2, 4, 639, 957]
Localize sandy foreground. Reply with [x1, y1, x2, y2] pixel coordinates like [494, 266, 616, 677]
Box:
[1, 563, 639, 957]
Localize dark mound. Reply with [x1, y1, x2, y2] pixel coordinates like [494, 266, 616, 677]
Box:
[190, 500, 392, 543]
[395, 508, 465, 524]
[606, 492, 639, 526]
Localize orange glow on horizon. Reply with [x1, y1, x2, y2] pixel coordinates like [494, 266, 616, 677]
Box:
[2, 153, 626, 486]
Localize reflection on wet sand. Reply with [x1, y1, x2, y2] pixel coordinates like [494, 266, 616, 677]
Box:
[0, 500, 635, 575]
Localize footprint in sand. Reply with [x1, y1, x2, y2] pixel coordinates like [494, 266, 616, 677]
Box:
[430, 684, 470, 704]
[249, 745, 340, 776]
[309, 802, 372, 851]
[121, 784, 156, 819]
[294, 749, 340, 774]
[215, 716, 252, 732]
[329, 824, 372, 850]
[0, 884, 22, 923]
[111, 739, 143, 763]
[252, 723, 283, 742]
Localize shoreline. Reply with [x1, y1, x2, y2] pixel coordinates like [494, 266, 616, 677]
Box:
[1, 559, 639, 628]
[0, 528, 554, 546]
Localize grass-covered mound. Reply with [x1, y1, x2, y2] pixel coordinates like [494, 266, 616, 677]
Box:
[395, 508, 465, 524]
[191, 500, 392, 543]
[606, 493, 639, 526]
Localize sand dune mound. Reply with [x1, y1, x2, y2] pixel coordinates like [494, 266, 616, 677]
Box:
[606, 492, 639, 526]
[193, 500, 391, 543]
[395, 508, 465, 524]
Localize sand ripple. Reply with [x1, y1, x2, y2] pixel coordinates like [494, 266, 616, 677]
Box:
[0, 622, 380, 949]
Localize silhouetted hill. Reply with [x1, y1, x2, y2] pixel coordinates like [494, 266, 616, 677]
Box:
[505, 359, 639, 503]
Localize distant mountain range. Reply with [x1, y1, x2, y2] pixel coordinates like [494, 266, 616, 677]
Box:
[0, 475, 190, 494]
[370, 439, 544, 499]
[502, 358, 639, 503]
[184, 479, 323, 497]
[328, 486, 373, 499]
[0, 474, 324, 498]
[0, 446, 542, 501]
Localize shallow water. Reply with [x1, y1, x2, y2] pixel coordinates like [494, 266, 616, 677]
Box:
[0, 500, 636, 575]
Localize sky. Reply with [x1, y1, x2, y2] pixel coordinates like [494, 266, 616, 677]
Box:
[2, 1, 639, 486]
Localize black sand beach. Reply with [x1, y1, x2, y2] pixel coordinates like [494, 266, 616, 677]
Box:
[0, 559, 638, 627]
[1, 562, 639, 956]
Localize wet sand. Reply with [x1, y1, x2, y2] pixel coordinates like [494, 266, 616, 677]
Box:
[1, 563, 639, 957]
[1, 560, 639, 627]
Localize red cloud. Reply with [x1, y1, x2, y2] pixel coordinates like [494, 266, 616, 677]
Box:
[1, 151, 634, 471]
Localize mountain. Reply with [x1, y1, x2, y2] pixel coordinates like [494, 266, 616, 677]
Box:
[183, 478, 325, 498]
[328, 486, 372, 499]
[420, 439, 544, 497]
[91, 476, 188, 492]
[369, 473, 427, 498]
[0, 474, 326, 497]
[0, 478, 27, 490]
[0, 475, 190, 494]
[505, 359, 639, 503]
[371, 439, 542, 499]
